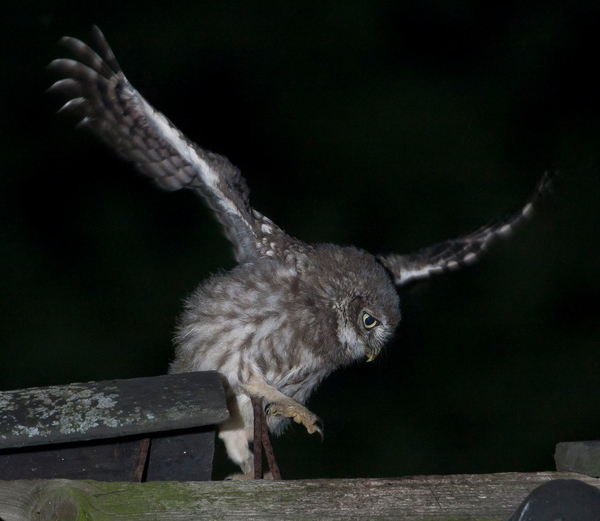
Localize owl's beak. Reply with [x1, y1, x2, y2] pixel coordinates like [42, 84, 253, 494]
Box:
[365, 349, 380, 363]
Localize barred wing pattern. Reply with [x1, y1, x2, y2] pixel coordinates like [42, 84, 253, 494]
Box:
[378, 172, 555, 287]
[48, 26, 300, 264]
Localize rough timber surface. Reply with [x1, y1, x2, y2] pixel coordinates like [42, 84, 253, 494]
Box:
[555, 440, 600, 478]
[0, 472, 598, 520]
[0, 372, 228, 449]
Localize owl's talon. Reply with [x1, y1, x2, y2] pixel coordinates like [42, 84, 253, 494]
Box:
[313, 422, 324, 442]
[307, 416, 324, 441]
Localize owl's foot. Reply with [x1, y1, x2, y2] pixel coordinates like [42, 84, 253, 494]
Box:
[266, 402, 324, 440]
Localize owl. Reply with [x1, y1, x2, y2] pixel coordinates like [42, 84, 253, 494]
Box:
[49, 27, 553, 477]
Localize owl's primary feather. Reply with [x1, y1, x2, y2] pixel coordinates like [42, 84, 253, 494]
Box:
[377, 171, 554, 286]
[49, 27, 553, 476]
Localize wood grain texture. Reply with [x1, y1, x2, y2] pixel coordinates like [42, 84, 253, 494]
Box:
[0, 472, 598, 520]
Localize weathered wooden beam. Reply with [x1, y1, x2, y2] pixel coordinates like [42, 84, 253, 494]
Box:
[0, 472, 598, 520]
[0, 372, 228, 448]
[555, 441, 600, 478]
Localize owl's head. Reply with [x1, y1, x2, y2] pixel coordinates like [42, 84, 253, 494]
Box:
[310, 245, 401, 363]
[343, 293, 400, 362]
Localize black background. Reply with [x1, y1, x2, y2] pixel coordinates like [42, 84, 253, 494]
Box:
[1, 1, 599, 479]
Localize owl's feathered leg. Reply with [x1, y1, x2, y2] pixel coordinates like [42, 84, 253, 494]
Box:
[219, 420, 254, 476]
[218, 378, 289, 478]
[242, 375, 324, 439]
[217, 386, 254, 476]
[220, 392, 280, 479]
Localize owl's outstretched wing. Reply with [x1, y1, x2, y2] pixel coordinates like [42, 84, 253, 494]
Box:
[378, 172, 555, 287]
[48, 26, 300, 264]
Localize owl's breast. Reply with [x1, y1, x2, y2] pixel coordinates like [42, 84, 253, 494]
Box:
[170, 260, 340, 380]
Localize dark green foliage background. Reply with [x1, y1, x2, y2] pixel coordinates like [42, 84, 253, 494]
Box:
[1, 1, 599, 479]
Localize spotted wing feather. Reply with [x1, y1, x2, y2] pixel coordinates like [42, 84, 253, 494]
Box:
[378, 172, 555, 287]
[48, 26, 300, 264]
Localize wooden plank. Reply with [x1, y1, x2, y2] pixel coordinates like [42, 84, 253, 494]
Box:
[0, 426, 216, 482]
[555, 441, 600, 477]
[0, 472, 598, 520]
[146, 427, 216, 481]
[0, 372, 228, 448]
[0, 438, 141, 481]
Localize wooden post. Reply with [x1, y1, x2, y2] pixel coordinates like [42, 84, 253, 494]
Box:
[555, 441, 600, 478]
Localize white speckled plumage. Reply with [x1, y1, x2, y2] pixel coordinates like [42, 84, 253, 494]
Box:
[49, 27, 553, 476]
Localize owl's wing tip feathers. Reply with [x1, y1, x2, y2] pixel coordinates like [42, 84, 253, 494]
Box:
[50, 26, 302, 265]
[378, 171, 556, 287]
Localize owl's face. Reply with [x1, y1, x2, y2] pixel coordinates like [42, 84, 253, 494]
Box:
[308, 245, 401, 363]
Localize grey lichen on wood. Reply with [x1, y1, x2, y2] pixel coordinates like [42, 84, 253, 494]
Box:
[0, 472, 599, 520]
[555, 441, 600, 478]
[0, 372, 228, 449]
[1, 383, 124, 438]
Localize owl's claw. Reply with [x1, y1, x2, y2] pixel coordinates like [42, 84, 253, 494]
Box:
[313, 418, 324, 442]
[266, 401, 324, 440]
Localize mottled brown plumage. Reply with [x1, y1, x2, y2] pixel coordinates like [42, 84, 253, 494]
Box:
[49, 27, 553, 476]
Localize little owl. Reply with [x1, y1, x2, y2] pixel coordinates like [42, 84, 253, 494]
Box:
[49, 27, 553, 476]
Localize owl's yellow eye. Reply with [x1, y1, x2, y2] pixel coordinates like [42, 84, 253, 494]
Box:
[362, 312, 379, 329]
